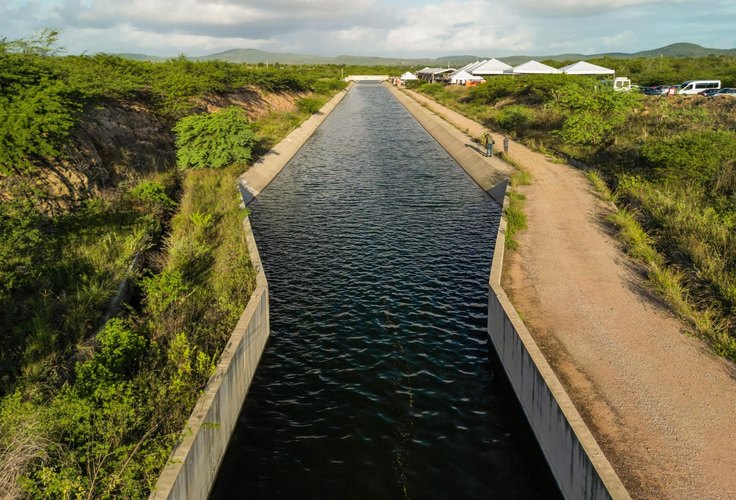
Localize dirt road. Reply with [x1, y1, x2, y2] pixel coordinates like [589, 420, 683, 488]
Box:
[404, 89, 736, 499]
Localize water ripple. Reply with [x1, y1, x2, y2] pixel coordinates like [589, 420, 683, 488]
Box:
[212, 83, 559, 499]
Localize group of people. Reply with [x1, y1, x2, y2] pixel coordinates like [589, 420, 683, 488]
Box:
[482, 131, 509, 158]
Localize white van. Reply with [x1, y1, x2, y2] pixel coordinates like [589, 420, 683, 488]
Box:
[613, 77, 631, 92]
[677, 80, 721, 95]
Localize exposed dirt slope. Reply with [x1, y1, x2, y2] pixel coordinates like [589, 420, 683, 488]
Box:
[403, 88, 736, 500]
[1, 87, 301, 214]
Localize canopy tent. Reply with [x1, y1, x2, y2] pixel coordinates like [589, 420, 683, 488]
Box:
[449, 70, 485, 85]
[416, 67, 456, 82]
[559, 61, 615, 75]
[454, 60, 487, 75]
[400, 71, 418, 80]
[471, 58, 513, 75]
[507, 60, 561, 75]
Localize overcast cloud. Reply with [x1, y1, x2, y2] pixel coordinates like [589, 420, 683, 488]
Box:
[1, 0, 734, 57]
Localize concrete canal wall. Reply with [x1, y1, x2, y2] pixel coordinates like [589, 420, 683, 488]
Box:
[389, 84, 629, 500]
[488, 184, 630, 500]
[150, 85, 353, 500]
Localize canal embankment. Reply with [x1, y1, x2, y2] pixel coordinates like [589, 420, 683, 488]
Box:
[150, 85, 353, 500]
[399, 86, 736, 499]
[390, 84, 630, 500]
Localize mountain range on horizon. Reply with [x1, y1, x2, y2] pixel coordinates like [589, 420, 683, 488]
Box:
[114, 42, 736, 67]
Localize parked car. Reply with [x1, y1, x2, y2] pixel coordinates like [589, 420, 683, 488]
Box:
[643, 85, 669, 95]
[712, 88, 736, 98]
[699, 88, 722, 97]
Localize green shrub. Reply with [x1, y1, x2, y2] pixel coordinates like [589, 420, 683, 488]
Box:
[311, 78, 347, 94]
[75, 319, 147, 397]
[405, 79, 425, 90]
[174, 107, 257, 169]
[469, 77, 521, 104]
[129, 180, 176, 215]
[297, 97, 322, 114]
[552, 84, 640, 147]
[496, 105, 535, 133]
[640, 130, 736, 193]
[422, 83, 445, 96]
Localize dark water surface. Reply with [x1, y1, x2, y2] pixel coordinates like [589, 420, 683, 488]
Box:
[211, 84, 559, 499]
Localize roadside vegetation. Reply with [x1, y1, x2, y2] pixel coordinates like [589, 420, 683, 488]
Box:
[0, 31, 347, 497]
[410, 58, 736, 361]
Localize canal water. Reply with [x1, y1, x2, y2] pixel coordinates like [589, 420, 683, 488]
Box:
[211, 83, 559, 499]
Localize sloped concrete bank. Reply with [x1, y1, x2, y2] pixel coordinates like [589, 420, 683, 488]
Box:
[389, 85, 629, 500]
[150, 86, 352, 500]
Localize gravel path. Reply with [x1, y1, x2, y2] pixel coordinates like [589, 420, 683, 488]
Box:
[404, 89, 736, 500]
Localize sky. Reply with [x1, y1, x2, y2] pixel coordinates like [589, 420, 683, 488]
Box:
[1, 0, 735, 58]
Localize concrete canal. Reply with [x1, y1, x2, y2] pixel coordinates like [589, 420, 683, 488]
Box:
[211, 83, 560, 499]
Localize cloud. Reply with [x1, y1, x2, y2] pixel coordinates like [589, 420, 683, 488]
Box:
[57, 0, 397, 33]
[379, 0, 534, 55]
[513, 0, 674, 17]
[602, 30, 636, 48]
[0, 0, 732, 57]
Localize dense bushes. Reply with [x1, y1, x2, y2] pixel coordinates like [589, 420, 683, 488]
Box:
[495, 105, 535, 134]
[174, 106, 257, 169]
[640, 131, 736, 193]
[0, 31, 348, 497]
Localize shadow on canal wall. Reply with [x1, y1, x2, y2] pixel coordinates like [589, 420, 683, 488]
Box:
[389, 83, 630, 499]
[149, 85, 353, 500]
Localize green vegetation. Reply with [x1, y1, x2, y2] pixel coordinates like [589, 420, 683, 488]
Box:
[0, 32, 346, 496]
[504, 168, 533, 250]
[412, 56, 736, 360]
[174, 107, 258, 169]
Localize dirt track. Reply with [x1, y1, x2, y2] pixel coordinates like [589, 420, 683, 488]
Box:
[404, 89, 736, 499]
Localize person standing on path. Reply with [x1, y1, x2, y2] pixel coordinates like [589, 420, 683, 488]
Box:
[503, 134, 509, 157]
[482, 130, 495, 157]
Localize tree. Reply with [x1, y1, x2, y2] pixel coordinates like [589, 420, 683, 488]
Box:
[173, 107, 257, 169]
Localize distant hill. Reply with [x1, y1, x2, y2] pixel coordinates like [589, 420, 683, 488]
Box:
[114, 43, 736, 67]
[111, 53, 167, 62]
[626, 42, 736, 58]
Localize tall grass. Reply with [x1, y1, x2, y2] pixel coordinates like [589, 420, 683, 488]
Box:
[586, 170, 618, 203]
[608, 204, 736, 361]
[504, 191, 528, 251]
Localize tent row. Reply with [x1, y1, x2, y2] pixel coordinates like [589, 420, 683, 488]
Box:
[409, 59, 615, 83]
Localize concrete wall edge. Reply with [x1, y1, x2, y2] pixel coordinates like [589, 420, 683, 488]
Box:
[488, 180, 630, 500]
[149, 85, 351, 499]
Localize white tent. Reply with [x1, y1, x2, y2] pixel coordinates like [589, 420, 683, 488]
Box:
[559, 61, 615, 75]
[471, 58, 513, 75]
[416, 67, 456, 82]
[450, 70, 485, 85]
[460, 60, 488, 74]
[507, 60, 561, 75]
[400, 71, 418, 80]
